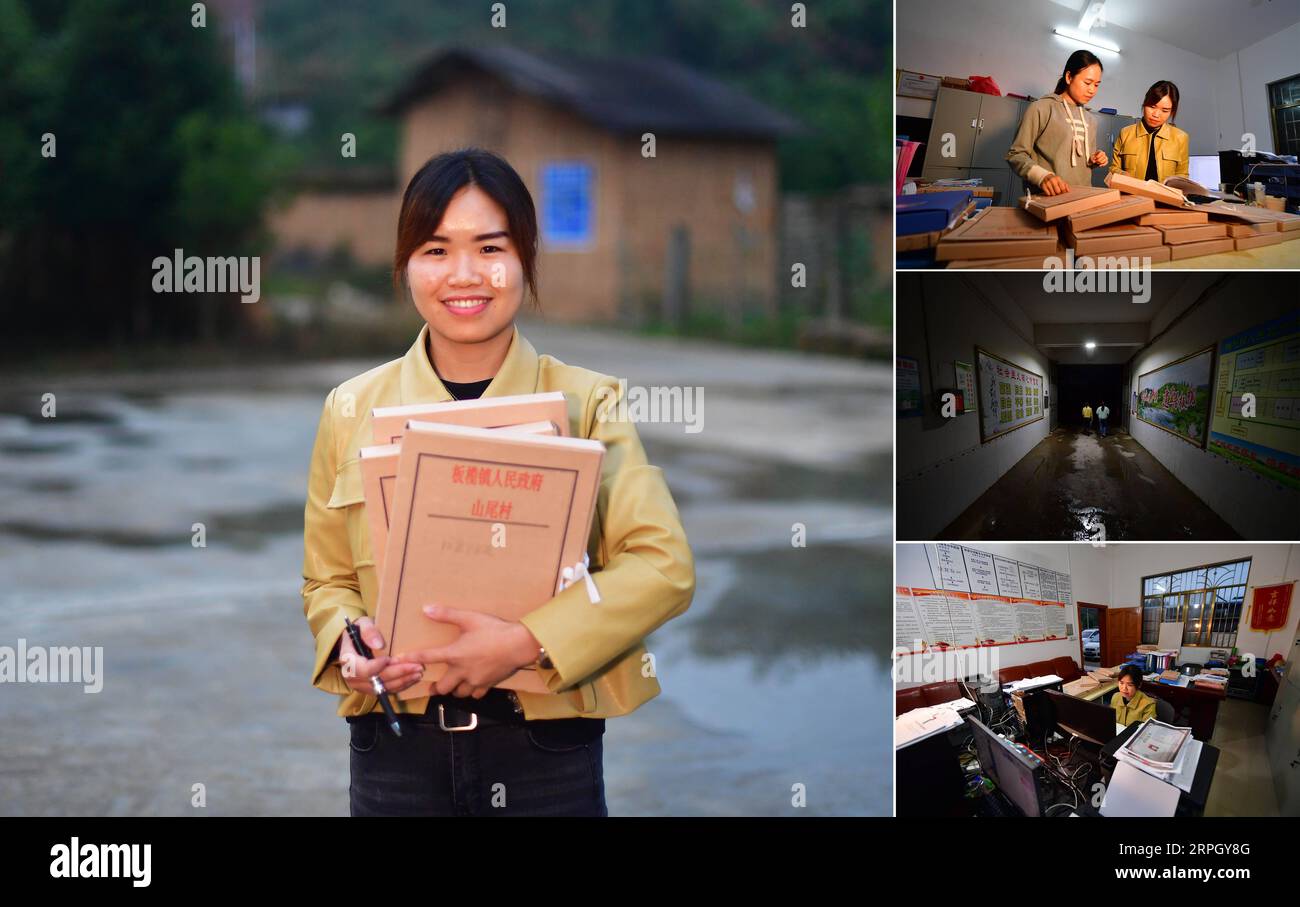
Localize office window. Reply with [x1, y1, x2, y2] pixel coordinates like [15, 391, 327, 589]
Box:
[1268, 74, 1300, 158]
[1140, 559, 1251, 648]
[540, 162, 594, 246]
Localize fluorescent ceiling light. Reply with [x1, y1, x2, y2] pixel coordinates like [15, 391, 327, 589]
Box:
[1053, 27, 1121, 55]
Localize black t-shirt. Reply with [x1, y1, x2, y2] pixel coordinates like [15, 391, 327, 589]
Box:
[441, 377, 492, 401]
[1143, 120, 1160, 181]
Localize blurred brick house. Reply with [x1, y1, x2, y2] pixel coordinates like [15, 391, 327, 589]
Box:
[269, 45, 800, 322]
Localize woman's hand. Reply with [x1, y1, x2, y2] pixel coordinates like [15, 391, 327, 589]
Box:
[1040, 174, 1070, 196]
[338, 616, 425, 695]
[1089, 150, 1108, 168]
[400, 605, 542, 699]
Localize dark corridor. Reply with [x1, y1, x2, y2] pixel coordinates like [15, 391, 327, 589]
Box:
[1056, 364, 1124, 430]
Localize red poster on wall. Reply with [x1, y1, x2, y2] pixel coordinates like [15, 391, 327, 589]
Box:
[1249, 582, 1294, 632]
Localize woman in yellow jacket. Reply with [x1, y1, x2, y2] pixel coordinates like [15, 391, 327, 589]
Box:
[301, 148, 696, 816]
[1109, 81, 1189, 182]
[1112, 665, 1158, 727]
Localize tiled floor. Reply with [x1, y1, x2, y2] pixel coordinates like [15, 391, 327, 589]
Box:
[1205, 698, 1279, 817]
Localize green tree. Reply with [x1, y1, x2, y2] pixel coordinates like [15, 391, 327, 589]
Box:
[0, 0, 284, 344]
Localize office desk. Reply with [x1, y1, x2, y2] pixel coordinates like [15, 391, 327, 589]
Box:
[1100, 724, 1219, 817]
[1071, 680, 1224, 741]
[1078, 681, 1117, 702]
[1144, 682, 1225, 742]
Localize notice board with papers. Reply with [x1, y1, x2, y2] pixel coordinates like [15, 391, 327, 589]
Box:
[895, 543, 1073, 655]
[975, 347, 1044, 443]
[1207, 311, 1300, 490]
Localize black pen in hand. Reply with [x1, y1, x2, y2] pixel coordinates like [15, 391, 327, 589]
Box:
[343, 617, 403, 737]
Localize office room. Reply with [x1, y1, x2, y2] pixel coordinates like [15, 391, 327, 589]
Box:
[895, 0, 1300, 269]
[894, 542, 1299, 817]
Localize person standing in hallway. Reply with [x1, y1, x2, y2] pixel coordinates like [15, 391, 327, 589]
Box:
[1082, 402, 1093, 433]
[1096, 402, 1110, 437]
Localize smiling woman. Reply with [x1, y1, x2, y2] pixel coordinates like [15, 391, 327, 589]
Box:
[300, 148, 696, 817]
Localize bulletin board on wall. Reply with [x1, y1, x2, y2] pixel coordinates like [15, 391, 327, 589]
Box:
[1207, 311, 1300, 490]
[894, 543, 1072, 655]
[1135, 346, 1215, 449]
[974, 347, 1044, 443]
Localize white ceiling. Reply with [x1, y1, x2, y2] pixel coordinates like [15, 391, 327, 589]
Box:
[1049, 0, 1300, 58]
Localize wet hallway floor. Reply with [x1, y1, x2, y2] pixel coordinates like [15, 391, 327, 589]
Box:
[940, 427, 1238, 541]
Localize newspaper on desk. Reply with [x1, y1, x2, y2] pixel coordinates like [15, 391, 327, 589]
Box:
[1115, 719, 1202, 794]
[894, 698, 977, 748]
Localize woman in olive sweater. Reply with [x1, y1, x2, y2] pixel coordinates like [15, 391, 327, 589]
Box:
[1007, 50, 1110, 196]
[1113, 665, 1158, 727]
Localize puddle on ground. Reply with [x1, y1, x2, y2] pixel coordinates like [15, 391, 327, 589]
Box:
[0, 440, 82, 456]
[645, 437, 891, 508]
[688, 543, 890, 668]
[205, 502, 306, 550]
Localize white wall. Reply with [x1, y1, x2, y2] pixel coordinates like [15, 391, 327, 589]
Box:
[897, 278, 1053, 539]
[897, 544, 1300, 688]
[897, 0, 1222, 153]
[896, 543, 1081, 688]
[1127, 281, 1299, 539]
[1213, 22, 1300, 154]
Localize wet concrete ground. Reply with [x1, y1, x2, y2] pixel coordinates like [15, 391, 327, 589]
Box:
[0, 321, 891, 816]
[940, 427, 1238, 541]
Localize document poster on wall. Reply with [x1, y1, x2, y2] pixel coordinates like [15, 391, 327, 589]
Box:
[897, 355, 922, 418]
[894, 544, 1069, 654]
[975, 347, 1043, 443]
[955, 360, 976, 415]
[1207, 311, 1300, 490]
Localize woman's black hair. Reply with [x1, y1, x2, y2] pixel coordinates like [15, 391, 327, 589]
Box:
[1142, 80, 1180, 122]
[393, 148, 539, 305]
[1117, 664, 1143, 685]
[1055, 49, 1104, 94]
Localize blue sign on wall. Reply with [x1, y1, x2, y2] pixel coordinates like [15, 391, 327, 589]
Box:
[541, 162, 593, 245]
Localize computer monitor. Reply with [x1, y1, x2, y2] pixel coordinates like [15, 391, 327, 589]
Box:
[896, 726, 966, 817]
[1189, 155, 1221, 189]
[966, 715, 1046, 817]
[1044, 689, 1117, 745]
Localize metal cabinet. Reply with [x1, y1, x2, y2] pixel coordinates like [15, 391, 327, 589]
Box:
[971, 94, 1026, 168]
[923, 87, 985, 170]
[921, 88, 1029, 205]
[1265, 623, 1300, 816]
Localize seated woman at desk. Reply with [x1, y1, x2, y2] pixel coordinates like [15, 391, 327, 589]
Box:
[1006, 49, 1109, 197]
[1113, 665, 1157, 727]
[1109, 80, 1189, 182]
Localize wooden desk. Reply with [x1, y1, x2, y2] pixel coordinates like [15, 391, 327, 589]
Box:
[1144, 682, 1225, 742]
[1078, 681, 1117, 702]
[1069, 679, 1224, 741]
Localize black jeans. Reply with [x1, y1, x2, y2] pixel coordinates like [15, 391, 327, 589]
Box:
[346, 699, 607, 817]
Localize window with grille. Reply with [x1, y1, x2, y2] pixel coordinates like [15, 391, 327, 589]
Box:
[1140, 559, 1251, 648]
[1268, 74, 1300, 158]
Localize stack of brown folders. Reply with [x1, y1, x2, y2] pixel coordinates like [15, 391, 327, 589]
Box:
[359, 392, 605, 699]
[934, 177, 1300, 267]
